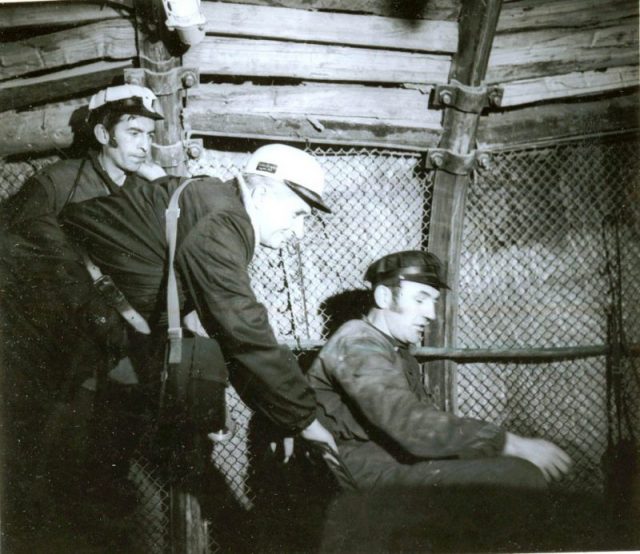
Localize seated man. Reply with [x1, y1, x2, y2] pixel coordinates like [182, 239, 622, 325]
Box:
[308, 250, 571, 490]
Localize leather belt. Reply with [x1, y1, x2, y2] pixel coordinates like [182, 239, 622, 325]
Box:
[81, 252, 151, 335]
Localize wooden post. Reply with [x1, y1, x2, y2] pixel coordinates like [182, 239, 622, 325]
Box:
[134, 0, 187, 176]
[426, 0, 503, 412]
[133, 4, 199, 553]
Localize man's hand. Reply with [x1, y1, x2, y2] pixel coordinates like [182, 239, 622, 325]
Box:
[135, 161, 166, 181]
[300, 418, 339, 465]
[503, 432, 572, 481]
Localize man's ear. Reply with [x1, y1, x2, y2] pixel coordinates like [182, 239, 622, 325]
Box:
[373, 284, 392, 309]
[250, 182, 268, 206]
[93, 123, 109, 146]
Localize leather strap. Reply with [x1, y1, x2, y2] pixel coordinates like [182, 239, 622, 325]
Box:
[81, 252, 151, 335]
[165, 178, 197, 364]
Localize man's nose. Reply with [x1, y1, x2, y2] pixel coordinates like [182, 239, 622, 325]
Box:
[423, 301, 436, 320]
[140, 134, 151, 153]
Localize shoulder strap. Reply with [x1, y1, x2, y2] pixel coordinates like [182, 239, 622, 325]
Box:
[165, 178, 198, 365]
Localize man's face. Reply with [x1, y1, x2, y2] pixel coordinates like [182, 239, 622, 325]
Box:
[252, 183, 311, 249]
[100, 115, 156, 173]
[383, 280, 440, 345]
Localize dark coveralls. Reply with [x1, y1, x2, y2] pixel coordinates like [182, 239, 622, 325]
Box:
[0, 152, 157, 527]
[308, 319, 546, 489]
[61, 176, 317, 434]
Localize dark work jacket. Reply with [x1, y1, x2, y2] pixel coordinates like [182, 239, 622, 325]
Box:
[0, 151, 123, 228]
[61, 177, 316, 433]
[308, 319, 506, 460]
[0, 152, 150, 399]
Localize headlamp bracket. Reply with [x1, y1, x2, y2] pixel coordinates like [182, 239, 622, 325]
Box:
[432, 80, 503, 113]
[425, 148, 492, 175]
[124, 67, 199, 96]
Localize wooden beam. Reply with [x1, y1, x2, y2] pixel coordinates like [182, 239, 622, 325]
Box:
[426, 0, 503, 413]
[0, 60, 132, 112]
[478, 91, 640, 149]
[498, 0, 638, 33]
[488, 22, 639, 83]
[500, 66, 639, 107]
[201, 2, 458, 53]
[0, 19, 136, 81]
[0, 1, 126, 29]
[208, 0, 461, 21]
[185, 37, 451, 84]
[135, 2, 187, 175]
[184, 82, 441, 149]
[0, 98, 86, 158]
[6, 89, 635, 159]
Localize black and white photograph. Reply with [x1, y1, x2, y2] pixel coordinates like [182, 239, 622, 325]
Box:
[0, 0, 638, 552]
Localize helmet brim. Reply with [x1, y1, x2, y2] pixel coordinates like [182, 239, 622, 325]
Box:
[285, 180, 332, 213]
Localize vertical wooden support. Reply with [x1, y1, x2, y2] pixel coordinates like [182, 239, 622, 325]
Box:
[426, 0, 503, 412]
[134, 0, 187, 176]
[171, 486, 210, 553]
[133, 3, 197, 552]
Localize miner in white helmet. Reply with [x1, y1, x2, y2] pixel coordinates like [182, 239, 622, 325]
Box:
[0, 84, 168, 538]
[61, 143, 338, 482]
[2, 84, 166, 227]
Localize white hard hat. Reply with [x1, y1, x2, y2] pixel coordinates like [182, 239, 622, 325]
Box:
[88, 84, 164, 120]
[244, 144, 330, 213]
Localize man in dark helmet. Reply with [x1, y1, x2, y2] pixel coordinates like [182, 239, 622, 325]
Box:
[308, 250, 572, 489]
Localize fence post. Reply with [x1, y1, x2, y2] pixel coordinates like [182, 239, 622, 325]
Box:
[426, 0, 503, 412]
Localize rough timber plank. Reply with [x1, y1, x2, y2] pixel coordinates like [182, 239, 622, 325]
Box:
[498, 0, 638, 32]
[206, 0, 461, 21]
[0, 60, 132, 111]
[201, 2, 458, 53]
[184, 82, 441, 148]
[0, 1, 126, 29]
[185, 37, 451, 84]
[477, 91, 640, 149]
[0, 19, 136, 81]
[0, 98, 87, 157]
[500, 66, 639, 107]
[487, 22, 639, 83]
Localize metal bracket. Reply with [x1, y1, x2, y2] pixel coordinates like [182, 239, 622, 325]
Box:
[433, 80, 503, 113]
[185, 138, 203, 160]
[124, 67, 199, 95]
[152, 138, 204, 167]
[152, 142, 185, 168]
[426, 149, 492, 175]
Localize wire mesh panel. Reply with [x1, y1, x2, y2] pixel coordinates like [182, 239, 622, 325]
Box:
[457, 135, 640, 492]
[0, 155, 60, 200]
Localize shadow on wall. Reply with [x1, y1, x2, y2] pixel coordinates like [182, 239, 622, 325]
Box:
[320, 289, 373, 338]
[384, 0, 445, 26]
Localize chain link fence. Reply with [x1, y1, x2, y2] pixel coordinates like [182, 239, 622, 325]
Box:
[1, 135, 637, 548]
[457, 135, 640, 492]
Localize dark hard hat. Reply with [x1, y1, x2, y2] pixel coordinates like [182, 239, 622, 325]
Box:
[364, 250, 449, 289]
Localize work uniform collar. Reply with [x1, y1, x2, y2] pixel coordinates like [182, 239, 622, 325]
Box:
[89, 150, 122, 195]
[362, 316, 409, 352]
[235, 175, 261, 255]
